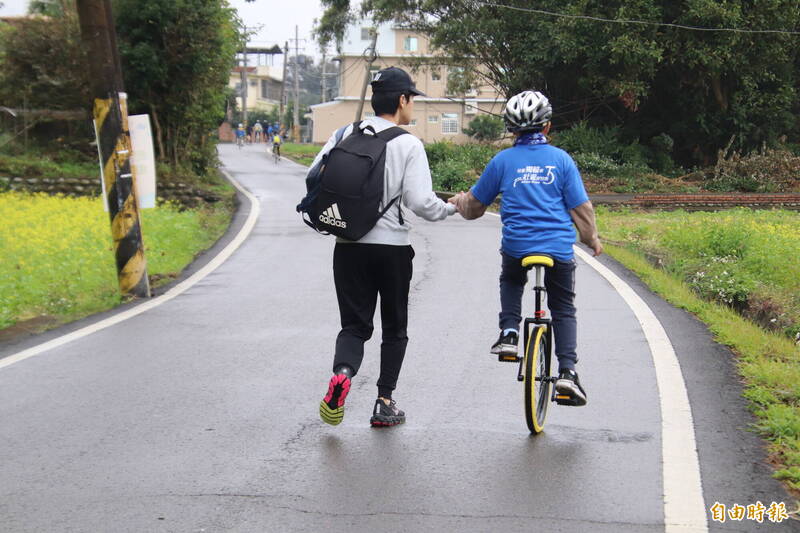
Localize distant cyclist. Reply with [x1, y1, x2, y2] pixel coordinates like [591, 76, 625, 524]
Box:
[449, 90, 602, 406]
[235, 123, 245, 148]
[253, 121, 264, 142]
[272, 132, 282, 158]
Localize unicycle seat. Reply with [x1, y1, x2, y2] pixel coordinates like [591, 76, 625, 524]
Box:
[521, 254, 554, 269]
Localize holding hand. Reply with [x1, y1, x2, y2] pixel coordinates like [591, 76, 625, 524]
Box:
[447, 190, 487, 220]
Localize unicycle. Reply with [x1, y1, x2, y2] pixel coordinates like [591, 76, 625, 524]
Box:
[497, 254, 560, 434]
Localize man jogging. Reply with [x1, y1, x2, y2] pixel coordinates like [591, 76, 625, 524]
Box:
[311, 67, 456, 427]
[450, 90, 602, 406]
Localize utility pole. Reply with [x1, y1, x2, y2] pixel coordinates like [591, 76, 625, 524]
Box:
[355, 28, 378, 121]
[321, 50, 326, 103]
[240, 26, 248, 128]
[280, 41, 288, 128]
[76, 0, 150, 298]
[293, 25, 301, 143]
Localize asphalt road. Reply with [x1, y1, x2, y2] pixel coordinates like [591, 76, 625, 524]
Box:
[0, 143, 795, 532]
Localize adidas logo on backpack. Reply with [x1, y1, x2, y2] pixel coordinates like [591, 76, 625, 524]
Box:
[296, 120, 408, 241]
[319, 203, 347, 229]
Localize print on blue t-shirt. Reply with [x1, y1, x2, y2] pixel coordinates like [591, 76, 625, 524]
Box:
[470, 143, 589, 261]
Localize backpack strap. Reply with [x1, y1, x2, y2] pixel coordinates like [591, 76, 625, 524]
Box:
[333, 124, 349, 144]
[372, 126, 409, 225]
[375, 126, 409, 142]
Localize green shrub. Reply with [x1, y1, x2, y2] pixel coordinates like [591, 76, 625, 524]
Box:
[425, 141, 498, 192]
[571, 152, 621, 178]
[463, 115, 505, 142]
[688, 257, 754, 310]
[425, 141, 459, 168]
[431, 158, 476, 192]
[550, 122, 623, 158]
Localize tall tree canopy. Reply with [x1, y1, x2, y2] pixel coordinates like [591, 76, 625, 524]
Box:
[318, 0, 800, 165]
[115, 0, 241, 174]
[0, 0, 240, 175]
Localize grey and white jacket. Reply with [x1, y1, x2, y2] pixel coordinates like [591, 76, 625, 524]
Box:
[307, 116, 456, 246]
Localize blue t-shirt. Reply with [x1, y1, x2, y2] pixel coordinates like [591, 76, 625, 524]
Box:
[470, 143, 589, 261]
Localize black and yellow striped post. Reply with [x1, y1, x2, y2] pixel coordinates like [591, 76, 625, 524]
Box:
[77, 0, 150, 298]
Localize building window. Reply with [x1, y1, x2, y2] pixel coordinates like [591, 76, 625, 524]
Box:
[431, 68, 441, 81]
[234, 82, 242, 94]
[261, 80, 270, 99]
[409, 119, 417, 126]
[361, 27, 371, 40]
[428, 115, 438, 123]
[441, 113, 459, 134]
[249, 79, 257, 87]
[364, 111, 375, 118]
[404, 36, 418, 52]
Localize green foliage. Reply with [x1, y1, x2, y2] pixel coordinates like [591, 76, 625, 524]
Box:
[115, 0, 241, 176]
[463, 115, 505, 142]
[425, 141, 497, 192]
[0, 150, 96, 179]
[28, 0, 66, 16]
[281, 143, 321, 166]
[0, 6, 90, 111]
[319, 0, 800, 167]
[598, 208, 800, 338]
[571, 152, 626, 178]
[551, 122, 624, 160]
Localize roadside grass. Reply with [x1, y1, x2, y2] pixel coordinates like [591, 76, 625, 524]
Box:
[596, 208, 800, 340]
[0, 191, 233, 332]
[0, 150, 97, 180]
[280, 143, 321, 166]
[597, 209, 800, 495]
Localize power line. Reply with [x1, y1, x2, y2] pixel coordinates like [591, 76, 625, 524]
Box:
[476, 1, 800, 35]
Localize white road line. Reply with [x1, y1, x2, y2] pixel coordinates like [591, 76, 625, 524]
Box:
[0, 169, 260, 371]
[484, 212, 707, 532]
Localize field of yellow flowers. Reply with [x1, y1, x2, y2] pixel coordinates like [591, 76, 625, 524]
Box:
[0, 192, 231, 330]
[597, 207, 800, 339]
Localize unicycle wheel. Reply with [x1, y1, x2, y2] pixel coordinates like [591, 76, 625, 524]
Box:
[523, 324, 552, 434]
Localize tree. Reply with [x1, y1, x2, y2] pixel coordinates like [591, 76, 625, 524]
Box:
[0, 2, 90, 111]
[28, 0, 67, 16]
[318, 0, 800, 166]
[115, 0, 240, 175]
[463, 114, 505, 143]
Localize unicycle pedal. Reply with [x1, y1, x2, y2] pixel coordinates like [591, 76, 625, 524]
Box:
[554, 394, 574, 404]
[553, 389, 585, 406]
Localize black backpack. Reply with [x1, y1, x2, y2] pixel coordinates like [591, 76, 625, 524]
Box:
[296, 121, 408, 241]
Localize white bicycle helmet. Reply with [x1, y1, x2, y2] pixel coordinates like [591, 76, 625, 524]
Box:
[504, 90, 552, 132]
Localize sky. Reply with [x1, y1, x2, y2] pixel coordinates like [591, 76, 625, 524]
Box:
[0, 0, 329, 62]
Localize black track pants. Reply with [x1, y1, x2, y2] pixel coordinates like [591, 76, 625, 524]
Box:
[332, 243, 414, 399]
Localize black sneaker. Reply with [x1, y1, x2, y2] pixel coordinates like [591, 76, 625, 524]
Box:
[554, 369, 587, 406]
[370, 398, 406, 427]
[490, 330, 519, 357]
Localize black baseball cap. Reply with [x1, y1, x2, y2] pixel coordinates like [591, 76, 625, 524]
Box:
[370, 67, 426, 96]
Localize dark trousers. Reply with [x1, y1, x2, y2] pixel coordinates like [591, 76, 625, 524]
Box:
[332, 243, 414, 399]
[499, 252, 578, 371]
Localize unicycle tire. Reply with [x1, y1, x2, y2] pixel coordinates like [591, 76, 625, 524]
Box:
[524, 324, 552, 434]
